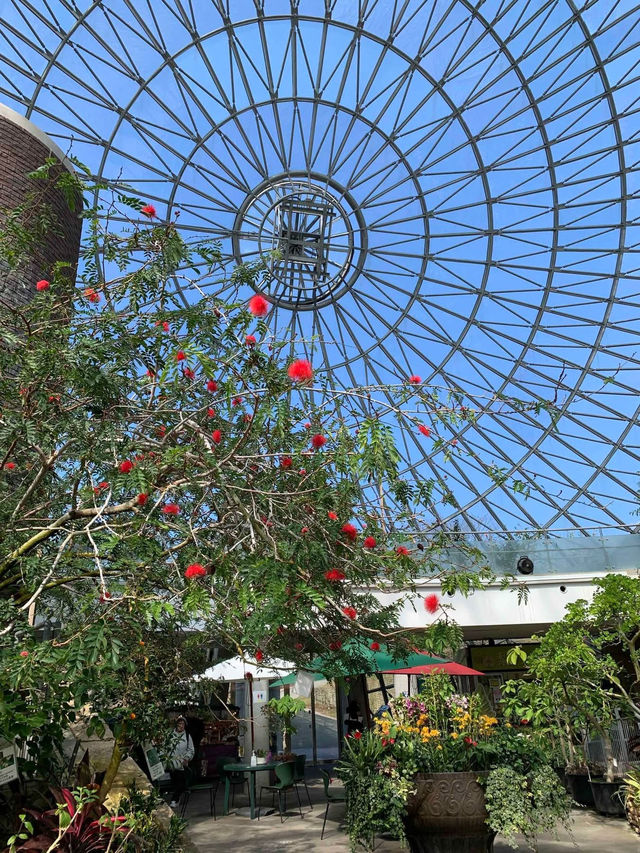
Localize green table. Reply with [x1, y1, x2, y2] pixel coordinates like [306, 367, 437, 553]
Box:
[222, 762, 278, 819]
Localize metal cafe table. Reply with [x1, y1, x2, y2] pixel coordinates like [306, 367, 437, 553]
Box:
[222, 761, 278, 819]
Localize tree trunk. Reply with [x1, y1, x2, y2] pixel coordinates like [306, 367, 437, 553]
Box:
[602, 730, 616, 783]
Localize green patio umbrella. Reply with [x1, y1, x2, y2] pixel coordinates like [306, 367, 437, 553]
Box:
[309, 642, 449, 678]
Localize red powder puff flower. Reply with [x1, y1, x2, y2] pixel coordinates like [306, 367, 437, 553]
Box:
[119, 460, 133, 474]
[248, 293, 269, 316]
[328, 511, 338, 521]
[93, 481, 109, 494]
[295, 642, 304, 651]
[137, 493, 148, 506]
[20, 650, 29, 658]
[156, 425, 167, 437]
[418, 424, 431, 437]
[342, 606, 357, 620]
[176, 351, 186, 361]
[301, 526, 309, 535]
[184, 563, 206, 579]
[342, 523, 357, 541]
[212, 429, 222, 444]
[363, 536, 377, 549]
[183, 367, 195, 379]
[396, 545, 409, 556]
[155, 320, 169, 331]
[243, 414, 252, 423]
[370, 641, 381, 651]
[287, 359, 313, 382]
[281, 456, 293, 468]
[48, 394, 61, 403]
[145, 369, 155, 378]
[354, 731, 362, 740]
[424, 593, 439, 614]
[207, 379, 218, 392]
[328, 640, 342, 651]
[311, 434, 327, 449]
[255, 649, 264, 663]
[325, 569, 346, 582]
[232, 396, 243, 407]
[245, 334, 256, 346]
[304, 422, 311, 429]
[207, 408, 216, 418]
[408, 375, 422, 384]
[84, 288, 100, 303]
[36, 279, 50, 291]
[163, 503, 180, 515]
[299, 468, 307, 476]
[4, 462, 16, 471]
[141, 204, 156, 218]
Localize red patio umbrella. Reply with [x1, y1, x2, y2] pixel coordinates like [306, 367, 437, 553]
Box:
[382, 662, 484, 677]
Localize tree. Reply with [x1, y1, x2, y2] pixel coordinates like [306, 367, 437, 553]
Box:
[0, 166, 549, 806]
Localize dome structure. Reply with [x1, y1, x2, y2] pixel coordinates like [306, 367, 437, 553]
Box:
[0, 0, 638, 536]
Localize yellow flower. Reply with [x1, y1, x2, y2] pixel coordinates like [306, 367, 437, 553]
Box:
[451, 732, 459, 740]
[437, 744, 443, 751]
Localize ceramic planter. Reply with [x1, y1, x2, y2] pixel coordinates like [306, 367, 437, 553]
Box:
[405, 771, 495, 853]
[590, 779, 625, 816]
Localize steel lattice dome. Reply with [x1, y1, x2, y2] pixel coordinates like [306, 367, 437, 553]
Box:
[1, 0, 639, 536]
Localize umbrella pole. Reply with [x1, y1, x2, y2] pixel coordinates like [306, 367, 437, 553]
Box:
[407, 674, 410, 696]
[248, 680, 255, 750]
[311, 684, 318, 765]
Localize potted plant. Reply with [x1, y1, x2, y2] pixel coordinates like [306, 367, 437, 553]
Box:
[254, 749, 267, 765]
[262, 695, 306, 755]
[337, 673, 572, 852]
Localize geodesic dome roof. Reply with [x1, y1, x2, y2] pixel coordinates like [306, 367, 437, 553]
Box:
[1, 0, 639, 536]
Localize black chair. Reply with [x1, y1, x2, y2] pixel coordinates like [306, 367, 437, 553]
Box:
[217, 756, 248, 807]
[178, 751, 218, 818]
[294, 753, 312, 809]
[319, 770, 345, 840]
[259, 761, 303, 822]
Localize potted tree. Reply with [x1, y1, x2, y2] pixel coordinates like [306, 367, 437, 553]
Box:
[262, 695, 307, 756]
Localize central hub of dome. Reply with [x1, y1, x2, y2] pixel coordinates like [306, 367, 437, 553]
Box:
[232, 173, 367, 310]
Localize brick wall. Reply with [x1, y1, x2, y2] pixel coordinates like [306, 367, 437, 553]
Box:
[0, 108, 82, 310]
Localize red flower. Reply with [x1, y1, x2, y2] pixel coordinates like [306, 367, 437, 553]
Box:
[342, 523, 357, 541]
[248, 294, 269, 316]
[163, 503, 180, 515]
[255, 649, 264, 663]
[325, 569, 346, 582]
[232, 396, 243, 407]
[161, 321, 169, 331]
[287, 359, 313, 383]
[281, 456, 293, 468]
[156, 425, 167, 437]
[299, 468, 307, 476]
[311, 434, 327, 449]
[48, 394, 61, 403]
[99, 591, 111, 602]
[304, 422, 311, 429]
[396, 546, 409, 556]
[418, 424, 431, 437]
[245, 334, 256, 346]
[328, 640, 342, 651]
[520, 719, 530, 726]
[353, 730, 362, 740]
[363, 536, 376, 549]
[4, 462, 15, 471]
[137, 493, 148, 506]
[464, 736, 473, 745]
[84, 288, 100, 303]
[424, 593, 439, 614]
[409, 375, 422, 385]
[243, 414, 252, 423]
[212, 429, 222, 444]
[19, 650, 29, 658]
[119, 460, 133, 474]
[451, 438, 458, 446]
[207, 379, 218, 392]
[295, 642, 303, 651]
[342, 606, 357, 620]
[207, 408, 216, 418]
[328, 511, 338, 521]
[370, 642, 380, 651]
[184, 563, 206, 579]
[301, 526, 309, 535]
[176, 351, 186, 361]
[145, 369, 155, 378]
[141, 204, 156, 218]
[93, 481, 109, 494]
[36, 279, 50, 291]
[183, 367, 195, 379]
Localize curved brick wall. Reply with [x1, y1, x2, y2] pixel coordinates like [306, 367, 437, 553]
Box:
[0, 103, 82, 310]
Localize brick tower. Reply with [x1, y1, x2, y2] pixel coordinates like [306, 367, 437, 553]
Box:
[0, 103, 82, 309]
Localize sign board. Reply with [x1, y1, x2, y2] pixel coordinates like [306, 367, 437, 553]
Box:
[469, 644, 538, 672]
[142, 743, 165, 781]
[252, 690, 267, 703]
[0, 740, 18, 786]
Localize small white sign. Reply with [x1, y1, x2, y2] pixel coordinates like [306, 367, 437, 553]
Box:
[143, 743, 165, 781]
[0, 741, 18, 786]
[252, 690, 266, 703]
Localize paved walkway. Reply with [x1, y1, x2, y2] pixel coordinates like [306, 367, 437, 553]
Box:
[181, 772, 640, 852]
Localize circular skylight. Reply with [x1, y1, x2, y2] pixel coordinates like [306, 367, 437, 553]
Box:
[0, 0, 639, 535]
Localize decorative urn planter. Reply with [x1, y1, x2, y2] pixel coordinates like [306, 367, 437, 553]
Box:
[590, 779, 625, 816]
[405, 771, 495, 853]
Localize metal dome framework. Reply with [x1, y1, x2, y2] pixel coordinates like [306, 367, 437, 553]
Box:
[0, 0, 639, 536]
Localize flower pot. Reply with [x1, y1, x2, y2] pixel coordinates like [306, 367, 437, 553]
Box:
[405, 771, 495, 853]
[565, 772, 595, 807]
[590, 779, 625, 816]
[256, 756, 266, 765]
